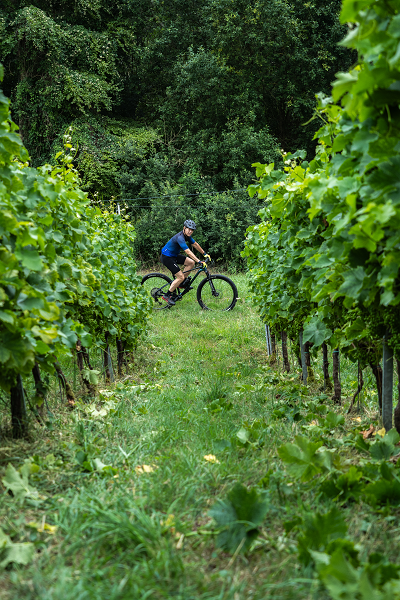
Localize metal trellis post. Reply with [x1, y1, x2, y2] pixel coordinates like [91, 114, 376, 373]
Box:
[382, 334, 393, 431]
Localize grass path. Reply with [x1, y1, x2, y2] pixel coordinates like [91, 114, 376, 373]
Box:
[1, 273, 397, 599]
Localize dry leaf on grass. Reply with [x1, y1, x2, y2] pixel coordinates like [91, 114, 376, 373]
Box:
[204, 454, 220, 464]
[361, 424, 375, 439]
[135, 464, 156, 474]
[373, 427, 386, 437]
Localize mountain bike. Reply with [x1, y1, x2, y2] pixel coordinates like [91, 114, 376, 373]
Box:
[141, 259, 238, 311]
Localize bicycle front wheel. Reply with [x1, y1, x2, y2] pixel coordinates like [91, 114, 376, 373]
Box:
[141, 272, 173, 310]
[197, 275, 238, 311]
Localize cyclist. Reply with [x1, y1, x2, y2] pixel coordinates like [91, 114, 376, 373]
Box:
[160, 220, 211, 306]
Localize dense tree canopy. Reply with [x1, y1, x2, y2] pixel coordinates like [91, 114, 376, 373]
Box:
[1, 0, 354, 202]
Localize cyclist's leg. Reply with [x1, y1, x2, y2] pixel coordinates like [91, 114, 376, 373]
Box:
[169, 255, 187, 292]
[183, 256, 195, 272]
[161, 255, 185, 292]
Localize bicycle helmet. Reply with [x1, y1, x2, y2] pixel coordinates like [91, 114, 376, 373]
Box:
[183, 219, 196, 230]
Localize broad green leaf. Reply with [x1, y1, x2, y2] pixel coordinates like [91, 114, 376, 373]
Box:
[0, 527, 34, 569]
[297, 507, 348, 566]
[302, 318, 332, 347]
[15, 248, 43, 272]
[278, 436, 332, 481]
[1, 463, 39, 503]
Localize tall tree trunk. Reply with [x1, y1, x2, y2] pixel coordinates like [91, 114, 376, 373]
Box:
[347, 364, 364, 413]
[322, 343, 332, 391]
[305, 341, 315, 382]
[332, 349, 341, 404]
[32, 363, 45, 421]
[370, 363, 383, 413]
[281, 331, 290, 372]
[10, 375, 27, 439]
[103, 331, 111, 383]
[76, 340, 95, 394]
[117, 339, 124, 377]
[394, 359, 400, 434]
[54, 363, 75, 407]
[270, 333, 277, 365]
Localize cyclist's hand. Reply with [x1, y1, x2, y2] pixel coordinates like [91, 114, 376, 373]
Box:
[197, 260, 207, 269]
[203, 253, 211, 262]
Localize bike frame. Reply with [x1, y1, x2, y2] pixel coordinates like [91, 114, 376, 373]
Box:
[160, 260, 219, 300]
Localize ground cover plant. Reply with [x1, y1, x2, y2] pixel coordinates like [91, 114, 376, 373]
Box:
[2, 273, 400, 600]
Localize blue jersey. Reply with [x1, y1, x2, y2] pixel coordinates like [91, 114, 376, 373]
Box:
[161, 231, 195, 257]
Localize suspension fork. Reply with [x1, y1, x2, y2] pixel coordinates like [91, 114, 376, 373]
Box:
[205, 272, 218, 296]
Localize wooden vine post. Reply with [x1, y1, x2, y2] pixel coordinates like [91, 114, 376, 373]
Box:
[332, 349, 341, 404]
[54, 363, 76, 406]
[322, 342, 332, 392]
[304, 341, 314, 382]
[370, 363, 383, 413]
[394, 359, 400, 434]
[76, 340, 95, 394]
[10, 374, 27, 438]
[103, 331, 111, 382]
[32, 363, 45, 419]
[382, 333, 393, 431]
[299, 332, 308, 384]
[270, 332, 277, 364]
[281, 331, 290, 372]
[117, 339, 125, 376]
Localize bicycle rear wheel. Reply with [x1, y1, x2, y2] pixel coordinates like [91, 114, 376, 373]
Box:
[141, 273, 173, 310]
[197, 275, 238, 311]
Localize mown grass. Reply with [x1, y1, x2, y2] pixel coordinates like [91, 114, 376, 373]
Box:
[0, 271, 398, 599]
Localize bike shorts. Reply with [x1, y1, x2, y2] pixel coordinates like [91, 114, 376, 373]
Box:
[160, 254, 186, 276]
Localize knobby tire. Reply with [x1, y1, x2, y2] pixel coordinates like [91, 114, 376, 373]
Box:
[197, 274, 238, 311]
[141, 272, 173, 310]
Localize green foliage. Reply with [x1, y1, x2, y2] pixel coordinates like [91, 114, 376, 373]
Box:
[235, 419, 268, 448]
[0, 80, 90, 389]
[1, 0, 353, 195]
[368, 430, 400, 461]
[204, 397, 233, 414]
[0, 74, 151, 395]
[0, 527, 34, 569]
[278, 436, 333, 482]
[314, 549, 400, 600]
[297, 507, 347, 566]
[320, 466, 365, 504]
[208, 483, 269, 553]
[132, 190, 263, 267]
[2, 462, 39, 504]
[325, 412, 345, 429]
[52, 116, 160, 201]
[244, 0, 400, 363]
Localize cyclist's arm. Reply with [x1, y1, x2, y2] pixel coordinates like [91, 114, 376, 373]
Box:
[184, 247, 202, 263]
[192, 241, 205, 255]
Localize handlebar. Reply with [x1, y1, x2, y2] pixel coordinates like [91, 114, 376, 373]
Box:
[196, 257, 213, 270]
